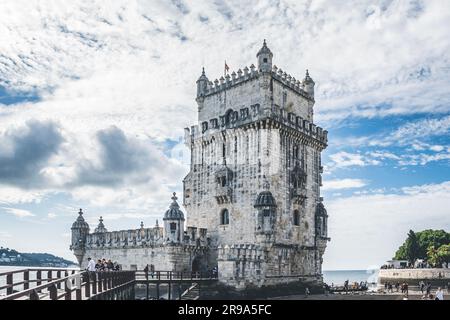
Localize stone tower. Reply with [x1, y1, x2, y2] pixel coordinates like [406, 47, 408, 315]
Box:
[183, 41, 329, 290]
[70, 209, 90, 266]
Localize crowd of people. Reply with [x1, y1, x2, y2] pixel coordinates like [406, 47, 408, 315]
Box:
[384, 281, 409, 294]
[86, 257, 121, 272]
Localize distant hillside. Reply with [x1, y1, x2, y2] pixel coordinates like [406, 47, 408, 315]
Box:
[0, 247, 76, 267]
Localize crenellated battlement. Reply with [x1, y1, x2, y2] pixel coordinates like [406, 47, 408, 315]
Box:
[271, 65, 313, 101]
[84, 224, 209, 250]
[197, 64, 313, 102]
[185, 105, 328, 146]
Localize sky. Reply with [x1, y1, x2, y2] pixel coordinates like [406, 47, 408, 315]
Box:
[0, 0, 449, 270]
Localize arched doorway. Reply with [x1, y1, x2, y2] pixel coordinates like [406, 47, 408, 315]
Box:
[191, 255, 207, 272]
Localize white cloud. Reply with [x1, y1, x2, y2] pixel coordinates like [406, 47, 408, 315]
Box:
[47, 212, 57, 219]
[2, 207, 35, 218]
[328, 151, 381, 169]
[322, 178, 367, 191]
[323, 180, 450, 270]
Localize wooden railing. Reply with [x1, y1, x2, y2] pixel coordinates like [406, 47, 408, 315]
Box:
[0, 269, 135, 300]
[135, 270, 218, 281]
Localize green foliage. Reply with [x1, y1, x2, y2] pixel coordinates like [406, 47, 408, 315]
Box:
[427, 244, 450, 267]
[394, 229, 450, 262]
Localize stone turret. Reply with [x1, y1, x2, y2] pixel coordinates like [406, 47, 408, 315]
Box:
[254, 181, 277, 239]
[196, 67, 209, 98]
[256, 39, 273, 73]
[303, 69, 315, 98]
[94, 216, 107, 233]
[163, 192, 185, 243]
[70, 208, 90, 266]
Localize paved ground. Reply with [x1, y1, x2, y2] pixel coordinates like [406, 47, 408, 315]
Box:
[270, 289, 449, 300]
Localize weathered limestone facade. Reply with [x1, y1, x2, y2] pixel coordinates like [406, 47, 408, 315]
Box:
[70, 194, 210, 271]
[183, 41, 330, 289]
[70, 41, 330, 292]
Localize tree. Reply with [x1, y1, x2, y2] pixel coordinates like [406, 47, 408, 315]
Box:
[405, 230, 420, 264]
[427, 246, 440, 267]
[394, 229, 450, 261]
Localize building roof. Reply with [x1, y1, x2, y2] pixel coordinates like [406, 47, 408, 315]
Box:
[163, 192, 185, 221]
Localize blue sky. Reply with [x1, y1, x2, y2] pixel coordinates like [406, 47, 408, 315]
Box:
[0, 0, 449, 270]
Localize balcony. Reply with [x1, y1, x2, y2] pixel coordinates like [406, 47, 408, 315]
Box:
[215, 185, 232, 204]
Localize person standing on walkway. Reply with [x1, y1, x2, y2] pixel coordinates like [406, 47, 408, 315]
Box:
[435, 287, 444, 300]
[86, 257, 96, 271]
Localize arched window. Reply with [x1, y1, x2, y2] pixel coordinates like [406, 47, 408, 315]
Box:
[293, 210, 300, 226]
[220, 209, 229, 225]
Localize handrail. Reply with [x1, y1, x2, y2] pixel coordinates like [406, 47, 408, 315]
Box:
[1, 269, 136, 300]
[0, 267, 79, 277]
[178, 283, 198, 300]
[1, 271, 85, 300]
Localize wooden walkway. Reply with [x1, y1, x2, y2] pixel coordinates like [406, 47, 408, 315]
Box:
[0, 268, 217, 300]
[0, 268, 135, 300]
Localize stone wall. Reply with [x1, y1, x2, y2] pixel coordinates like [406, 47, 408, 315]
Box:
[378, 268, 450, 286]
[82, 245, 209, 271]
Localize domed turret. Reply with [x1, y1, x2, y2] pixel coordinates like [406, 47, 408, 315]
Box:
[94, 216, 107, 233]
[163, 193, 185, 243]
[303, 69, 315, 98]
[254, 182, 277, 235]
[70, 209, 90, 266]
[254, 191, 277, 208]
[315, 202, 328, 238]
[256, 39, 273, 73]
[196, 67, 209, 98]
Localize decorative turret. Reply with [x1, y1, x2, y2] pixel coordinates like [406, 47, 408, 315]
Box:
[256, 39, 273, 73]
[303, 69, 315, 98]
[70, 208, 90, 266]
[254, 181, 277, 235]
[196, 67, 209, 98]
[315, 202, 328, 239]
[163, 192, 185, 243]
[94, 216, 107, 233]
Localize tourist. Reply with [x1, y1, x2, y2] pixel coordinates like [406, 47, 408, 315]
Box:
[305, 287, 310, 298]
[150, 264, 155, 278]
[419, 281, 425, 293]
[426, 282, 432, 296]
[435, 287, 444, 300]
[144, 264, 149, 279]
[395, 282, 399, 292]
[344, 280, 349, 294]
[86, 257, 96, 272]
[107, 259, 114, 270]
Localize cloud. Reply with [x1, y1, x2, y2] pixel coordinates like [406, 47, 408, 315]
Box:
[2, 207, 35, 218]
[73, 126, 170, 187]
[322, 178, 367, 191]
[327, 151, 380, 169]
[47, 212, 57, 219]
[323, 180, 450, 269]
[0, 120, 64, 188]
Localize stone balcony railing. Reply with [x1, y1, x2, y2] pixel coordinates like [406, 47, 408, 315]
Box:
[215, 185, 232, 204]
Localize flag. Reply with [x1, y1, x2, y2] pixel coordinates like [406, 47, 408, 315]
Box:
[224, 61, 229, 75]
